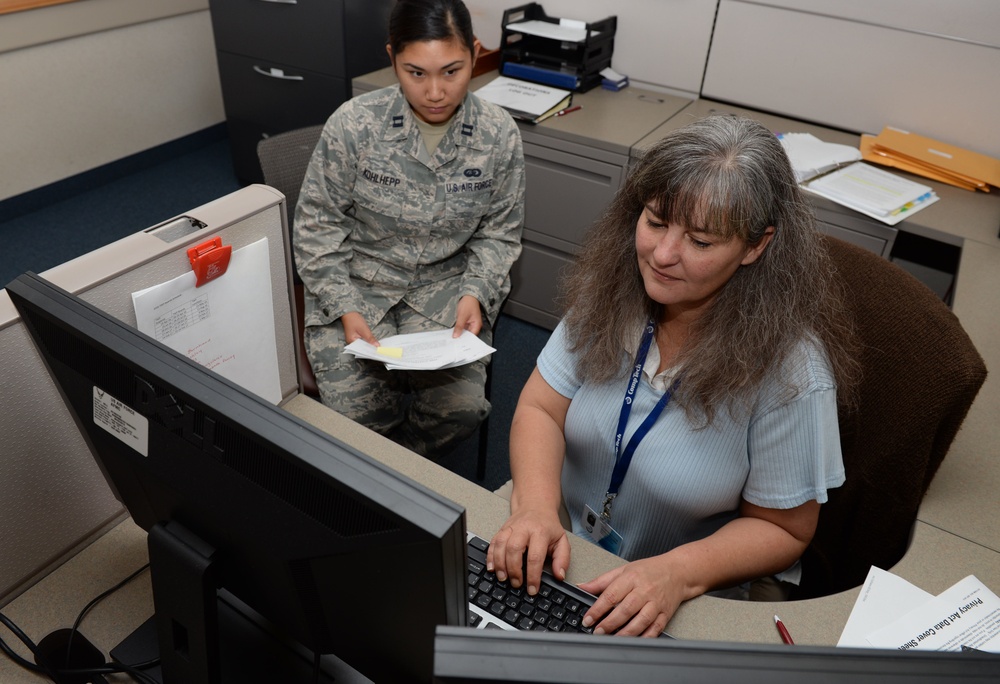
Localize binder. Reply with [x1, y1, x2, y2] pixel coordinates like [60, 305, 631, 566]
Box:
[474, 75, 572, 124]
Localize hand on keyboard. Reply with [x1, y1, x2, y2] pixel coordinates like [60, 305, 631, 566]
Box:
[485, 510, 571, 597]
[576, 554, 682, 638]
[467, 534, 598, 633]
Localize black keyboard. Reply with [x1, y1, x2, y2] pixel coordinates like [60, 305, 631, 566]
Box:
[466, 533, 597, 633]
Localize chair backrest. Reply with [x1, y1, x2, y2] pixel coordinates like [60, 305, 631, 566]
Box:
[257, 125, 325, 398]
[794, 236, 987, 598]
[256, 124, 325, 231]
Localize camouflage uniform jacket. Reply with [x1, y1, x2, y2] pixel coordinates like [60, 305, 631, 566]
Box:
[293, 85, 525, 330]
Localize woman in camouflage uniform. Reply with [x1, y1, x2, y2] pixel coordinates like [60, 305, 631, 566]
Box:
[294, 0, 525, 458]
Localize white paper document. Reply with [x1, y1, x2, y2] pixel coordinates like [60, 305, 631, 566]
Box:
[803, 161, 939, 226]
[838, 567, 934, 647]
[475, 76, 571, 121]
[778, 132, 862, 183]
[865, 575, 1000, 652]
[344, 329, 495, 371]
[839, 568, 1000, 653]
[132, 238, 282, 404]
[505, 19, 596, 43]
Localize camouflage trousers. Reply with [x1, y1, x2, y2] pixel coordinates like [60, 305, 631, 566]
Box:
[304, 301, 492, 459]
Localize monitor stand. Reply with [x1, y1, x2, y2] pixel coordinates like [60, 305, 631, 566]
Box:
[110, 522, 362, 684]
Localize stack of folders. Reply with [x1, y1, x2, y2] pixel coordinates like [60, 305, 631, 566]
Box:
[474, 75, 572, 124]
[860, 126, 1000, 193]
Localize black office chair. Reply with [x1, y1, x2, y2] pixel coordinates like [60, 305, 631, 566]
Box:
[257, 125, 499, 480]
[792, 236, 987, 598]
[257, 125, 325, 399]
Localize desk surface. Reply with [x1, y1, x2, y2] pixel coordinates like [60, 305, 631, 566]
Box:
[3, 80, 1000, 684]
[3, 393, 999, 683]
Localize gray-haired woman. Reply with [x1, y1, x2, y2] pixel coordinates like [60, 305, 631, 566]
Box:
[488, 115, 859, 636]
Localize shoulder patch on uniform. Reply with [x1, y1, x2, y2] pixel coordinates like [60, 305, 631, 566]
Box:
[392, 115, 404, 128]
[461, 123, 474, 136]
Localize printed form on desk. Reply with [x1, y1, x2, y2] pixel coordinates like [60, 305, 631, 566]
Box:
[802, 162, 939, 226]
[839, 567, 1000, 652]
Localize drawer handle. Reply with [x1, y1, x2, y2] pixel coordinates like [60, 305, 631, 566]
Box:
[252, 65, 304, 81]
[257, 0, 298, 4]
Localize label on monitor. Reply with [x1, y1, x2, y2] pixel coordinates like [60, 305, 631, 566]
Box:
[93, 386, 149, 457]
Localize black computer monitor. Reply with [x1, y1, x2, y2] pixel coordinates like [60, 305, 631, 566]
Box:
[7, 272, 469, 684]
[433, 627, 1000, 683]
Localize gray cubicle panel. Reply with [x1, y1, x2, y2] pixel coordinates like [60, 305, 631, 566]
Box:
[0, 184, 299, 607]
[701, 1, 1000, 163]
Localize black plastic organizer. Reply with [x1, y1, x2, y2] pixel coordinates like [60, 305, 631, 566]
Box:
[500, 3, 617, 93]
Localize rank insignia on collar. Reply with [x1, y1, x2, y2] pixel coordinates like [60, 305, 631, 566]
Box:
[392, 115, 404, 128]
[461, 123, 474, 136]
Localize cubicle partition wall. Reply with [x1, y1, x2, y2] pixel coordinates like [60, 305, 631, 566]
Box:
[0, 185, 299, 607]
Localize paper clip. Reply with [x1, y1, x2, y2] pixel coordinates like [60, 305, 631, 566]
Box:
[187, 237, 232, 287]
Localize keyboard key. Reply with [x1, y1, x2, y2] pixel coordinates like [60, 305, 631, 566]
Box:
[469, 536, 490, 554]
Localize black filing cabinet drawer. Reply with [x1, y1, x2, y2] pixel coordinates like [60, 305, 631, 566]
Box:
[215, 52, 345, 130]
[208, 0, 346, 76]
[215, 52, 345, 184]
[208, 0, 392, 184]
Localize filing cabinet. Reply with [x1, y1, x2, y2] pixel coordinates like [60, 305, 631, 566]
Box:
[505, 141, 626, 329]
[208, 0, 393, 184]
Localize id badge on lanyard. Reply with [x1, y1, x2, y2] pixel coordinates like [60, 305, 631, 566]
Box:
[579, 320, 678, 556]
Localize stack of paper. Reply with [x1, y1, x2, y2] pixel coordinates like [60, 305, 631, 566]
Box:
[600, 67, 629, 91]
[803, 161, 939, 226]
[344, 329, 495, 371]
[839, 567, 1000, 652]
[777, 132, 862, 183]
[503, 18, 597, 43]
[475, 76, 572, 124]
[861, 126, 1000, 193]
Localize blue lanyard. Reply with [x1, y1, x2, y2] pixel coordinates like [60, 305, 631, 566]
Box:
[602, 320, 678, 520]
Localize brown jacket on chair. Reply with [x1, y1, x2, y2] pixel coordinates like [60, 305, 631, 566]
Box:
[794, 236, 987, 598]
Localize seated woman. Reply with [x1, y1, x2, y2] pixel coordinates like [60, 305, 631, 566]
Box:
[487, 115, 860, 636]
[293, 0, 524, 458]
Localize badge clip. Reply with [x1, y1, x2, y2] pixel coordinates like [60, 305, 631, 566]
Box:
[187, 237, 232, 287]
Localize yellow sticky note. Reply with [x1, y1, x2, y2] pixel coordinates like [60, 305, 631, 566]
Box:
[375, 346, 403, 359]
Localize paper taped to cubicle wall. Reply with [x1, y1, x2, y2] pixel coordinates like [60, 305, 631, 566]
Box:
[132, 238, 282, 404]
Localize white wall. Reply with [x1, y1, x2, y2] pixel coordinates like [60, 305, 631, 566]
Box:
[463, 0, 719, 98]
[703, 0, 1000, 160]
[3, 0, 998, 202]
[0, 4, 223, 202]
[467, 0, 1000, 161]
